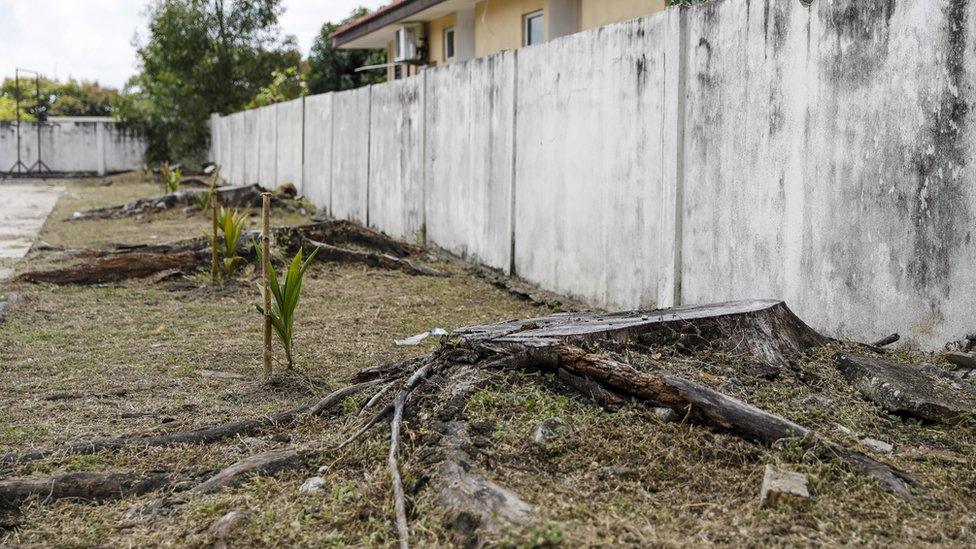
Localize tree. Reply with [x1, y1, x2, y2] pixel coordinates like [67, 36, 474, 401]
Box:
[0, 77, 119, 120]
[248, 65, 307, 108]
[306, 7, 387, 95]
[118, 0, 299, 164]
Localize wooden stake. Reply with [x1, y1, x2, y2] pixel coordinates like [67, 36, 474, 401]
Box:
[261, 192, 273, 377]
[210, 167, 221, 286]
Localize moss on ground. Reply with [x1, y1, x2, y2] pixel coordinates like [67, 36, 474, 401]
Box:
[1, 173, 975, 546]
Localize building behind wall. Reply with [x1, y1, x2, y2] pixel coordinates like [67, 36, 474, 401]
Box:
[331, 0, 666, 80]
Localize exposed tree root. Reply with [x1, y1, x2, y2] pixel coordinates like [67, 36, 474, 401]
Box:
[0, 380, 380, 472]
[68, 184, 290, 221]
[4, 300, 923, 545]
[16, 251, 206, 285]
[18, 221, 444, 285]
[303, 238, 446, 277]
[0, 471, 179, 505]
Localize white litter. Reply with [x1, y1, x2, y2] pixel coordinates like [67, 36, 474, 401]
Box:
[394, 327, 449, 346]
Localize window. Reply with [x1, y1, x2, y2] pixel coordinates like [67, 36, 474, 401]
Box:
[524, 10, 544, 46]
[444, 26, 456, 60]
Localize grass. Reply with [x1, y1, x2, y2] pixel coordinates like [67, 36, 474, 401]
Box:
[1, 173, 976, 546]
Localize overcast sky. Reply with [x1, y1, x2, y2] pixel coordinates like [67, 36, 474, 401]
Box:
[0, 0, 388, 89]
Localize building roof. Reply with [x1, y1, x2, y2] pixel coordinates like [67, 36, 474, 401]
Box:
[332, 0, 460, 48]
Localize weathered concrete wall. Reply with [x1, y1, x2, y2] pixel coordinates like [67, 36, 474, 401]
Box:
[1, 120, 144, 175]
[679, 0, 976, 348]
[276, 98, 304, 191]
[229, 112, 246, 185]
[369, 76, 425, 242]
[515, 15, 674, 308]
[242, 109, 260, 184]
[303, 93, 334, 211]
[256, 105, 277, 187]
[209, 0, 976, 348]
[331, 87, 371, 223]
[426, 51, 516, 271]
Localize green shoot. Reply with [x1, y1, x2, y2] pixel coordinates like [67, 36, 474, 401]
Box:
[215, 206, 248, 277]
[166, 166, 182, 193]
[256, 246, 319, 368]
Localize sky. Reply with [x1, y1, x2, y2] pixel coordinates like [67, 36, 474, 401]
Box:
[0, 0, 388, 89]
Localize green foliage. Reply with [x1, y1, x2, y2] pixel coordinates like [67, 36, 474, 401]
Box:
[0, 76, 119, 121]
[166, 166, 182, 193]
[256, 247, 319, 368]
[306, 7, 387, 94]
[216, 206, 248, 276]
[248, 66, 307, 108]
[118, 0, 299, 165]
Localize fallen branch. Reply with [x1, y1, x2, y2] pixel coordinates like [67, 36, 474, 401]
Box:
[17, 251, 206, 285]
[69, 184, 286, 220]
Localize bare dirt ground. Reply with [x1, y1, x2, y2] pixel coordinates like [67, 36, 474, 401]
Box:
[1, 173, 975, 547]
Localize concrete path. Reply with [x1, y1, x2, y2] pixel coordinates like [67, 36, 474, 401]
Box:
[0, 181, 64, 281]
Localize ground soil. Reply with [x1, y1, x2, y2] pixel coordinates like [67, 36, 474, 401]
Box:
[1, 173, 975, 547]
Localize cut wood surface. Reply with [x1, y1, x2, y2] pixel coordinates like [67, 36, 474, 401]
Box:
[454, 300, 828, 366]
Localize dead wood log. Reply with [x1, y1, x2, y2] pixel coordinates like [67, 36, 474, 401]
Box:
[548, 345, 917, 500]
[872, 333, 900, 347]
[69, 184, 283, 221]
[193, 449, 305, 494]
[17, 250, 207, 285]
[0, 471, 176, 505]
[435, 421, 532, 544]
[836, 354, 976, 424]
[302, 238, 446, 277]
[1, 381, 379, 471]
[282, 220, 421, 258]
[556, 368, 626, 411]
[454, 300, 827, 367]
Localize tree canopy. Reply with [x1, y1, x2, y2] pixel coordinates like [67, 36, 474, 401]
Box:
[0, 77, 119, 121]
[118, 0, 299, 164]
[306, 7, 387, 95]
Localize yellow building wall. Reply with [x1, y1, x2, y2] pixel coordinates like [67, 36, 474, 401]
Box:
[580, 0, 666, 31]
[427, 13, 458, 66]
[474, 0, 546, 58]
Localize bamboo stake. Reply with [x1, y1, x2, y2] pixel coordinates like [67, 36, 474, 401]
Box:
[209, 167, 221, 286]
[261, 192, 273, 378]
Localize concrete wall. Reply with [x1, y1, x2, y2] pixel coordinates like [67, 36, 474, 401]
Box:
[515, 15, 672, 308]
[256, 105, 277, 187]
[426, 51, 516, 271]
[303, 93, 334, 211]
[209, 0, 976, 348]
[1, 120, 145, 175]
[331, 87, 371, 223]
[368, 77, 425, 241]
[276, 98, 304, 191]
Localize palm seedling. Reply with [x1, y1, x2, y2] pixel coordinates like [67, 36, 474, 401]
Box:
[215, 206, 248, 277]
[166, 166, 182, 193]
[256, 246, 320, 369]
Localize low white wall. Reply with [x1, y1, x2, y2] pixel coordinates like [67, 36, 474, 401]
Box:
[331, 87, 371, 223]
[1, 120, 144, 175]
[209, 0, 976, 348]
[368, 76, 424, 242]
[257, 105, 277, 186]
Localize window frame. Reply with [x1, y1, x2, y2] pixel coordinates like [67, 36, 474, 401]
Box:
[523, 10, 544, 47]
[443, 26, 456, 60]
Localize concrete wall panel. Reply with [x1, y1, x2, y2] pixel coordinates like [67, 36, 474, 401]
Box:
[369, 76, 424, 241]
[276, 98, 304, 190]
[514, 15, 672, 308]
[303, 93, 334, 211]
[0, 120, 144, 174]
[331, 87, 371, 223]
[679, 0, 976, 347]
[229, 112, 246, 185]
[256, 105, 277, 186]
[426, 51, 516, 271]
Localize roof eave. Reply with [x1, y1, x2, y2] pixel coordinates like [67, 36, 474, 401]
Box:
[331, 0, 448, 48]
